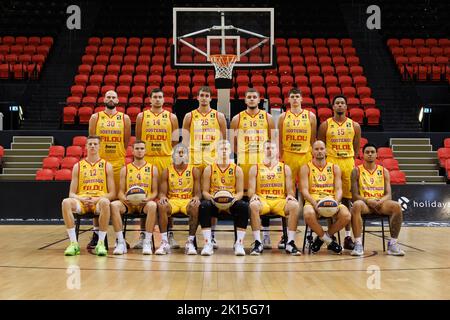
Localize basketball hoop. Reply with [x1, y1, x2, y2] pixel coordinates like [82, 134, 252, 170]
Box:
[210, 54, 238, 79]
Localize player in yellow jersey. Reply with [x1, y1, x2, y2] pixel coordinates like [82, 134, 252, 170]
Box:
[300, 140, 351, 254]
[248, 140, 301, 256]
[158, 143, 202, 255]
[182, 86, 227, 247]
[199, 140, 248, 256]
[61, 136, 115, 256]
[110, 140, 159, 255]
[135, 88, 180, 250]
[87, 90, 131, 250]
[350, 143, 404, 256]
[318, 95, 361, 250]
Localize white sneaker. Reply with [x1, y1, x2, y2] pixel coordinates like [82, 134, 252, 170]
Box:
[142, 239, 153, 255]
[387, 241, 405, 256]
[234, 241, 246, 256]
[351, 242, 364, 256]
[155, 240, 171, 255]
[262, 235, 272, 249]
[168, 231, 180, 249]
[201, 242, 214, 256]
[211, 237, 219, 249]
[133, 232, 145, 249]
[185, 240, 197, 255]
[113, 240, 127, 255]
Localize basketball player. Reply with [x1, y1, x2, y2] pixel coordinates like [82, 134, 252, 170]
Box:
[247, 140, 301, 256]
[350, 143, 405, 256]
[158, 143, 202, 255]
[182, 86, 227, 248]
[300, 140, 351, 254]
[199, 140, 248, 256]
[110, 140, 159, 255]
[318, 95, 361, 250]
[61, 136, 115, 256]
[230, 88, 275, 249]
[275, 87, 316, 248]
[135, 88, 180, 250]
[87, 90, 131, 250]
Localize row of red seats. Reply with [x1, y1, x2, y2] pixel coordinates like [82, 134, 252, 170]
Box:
[0, 36, 53, 46]
[0, 62, 43, 80]
[387, 38, 450, 48]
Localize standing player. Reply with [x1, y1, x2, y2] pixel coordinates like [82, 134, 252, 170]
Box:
[87, 90, 131, 250]
[110, 140, 159, 255]
[300, 140, 351, 254]
[61, 136, 115, 256]
[350, 143, 405, 256]
[247, 140, 301, 256]
[135, 88, 179, 250]
[158, 143, 202, 255]
[318, 95, 360, 250]
[199, 140, 248, 256]
[182, 86, 227, 248]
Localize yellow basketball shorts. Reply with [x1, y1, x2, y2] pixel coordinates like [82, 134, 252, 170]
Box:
[123, 202, 145, 214]
[74, 199, 101, 215]
[327, 156, 354, 199]
[259, 198, 287, 217]
[168, 199, 190, 216]
[145, 155, 172, 178]
[108, 158, 125, 191]
[283, 151, 312, 185]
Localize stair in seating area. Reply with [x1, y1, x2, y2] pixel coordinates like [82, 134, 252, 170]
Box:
[0, 136, 53, 180]
[390, 138, 446, 185]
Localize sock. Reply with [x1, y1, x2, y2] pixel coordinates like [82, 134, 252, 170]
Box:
[262, 226, 270, 238]
[202, 229, 212, 243]
[355, 237, 362, 244]
[253, 231, 261, 243]
[188, 235, 195, 242]
[288, 230, 296, 243]
[98, 231, 106, 242]
[345, 231, 352, 238]
[93, 227, 99, 235]
[389, 238, 398, 244]
[116, 231, 124, 243]
[67, 228, 77, 242]
[321, 232, 332, 245]
[236, 230, 245, 244]
[161, 232, 168, 242]
[145, 232, 152, 240]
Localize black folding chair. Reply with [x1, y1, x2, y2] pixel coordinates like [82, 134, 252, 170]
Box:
[122, 212, 155, 252]
[261, 214, 288, 249]
[302, 216, 341, 254]
[362, 214, 390, 251]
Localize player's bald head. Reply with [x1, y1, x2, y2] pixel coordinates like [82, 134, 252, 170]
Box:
[312, 140, 326, 149]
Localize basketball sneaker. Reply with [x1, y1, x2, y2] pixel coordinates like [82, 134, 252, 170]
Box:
[285, 240, 301, 256]
[201, 242, 214, 256]
[87, 232, 98, 250]
[133, 232, 145, 249]
[113, 240, 127, 255]
[327, 240, 343, 254]
[311, 236, 324, 254]
[142, 239, 153, 255]
[250, 240, 263, 256]
[168, 231, 180, 249]
[387, 241, 405, 256]
[344, 236, 355, 250]
[234, 241, 246, 256]
[351, 242, 364, 256]
[185, 240, 197, 255]
[64, 242, 80, 256]
[155, 240, 171, 255]
[95, 241, 107, 256]
[262, 235, 272, 249]
[278, 236, 286, 249]
[211, 237, 219, 249]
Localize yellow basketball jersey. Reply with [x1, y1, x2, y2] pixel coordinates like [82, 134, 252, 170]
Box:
[282, 109, 312, 154]
[189, 109, 221, 165]
[325, 118, 355, 158]
[237, 110, 269, 164]
[358, 164, 385, 200]
[167, 164, 195, 199]
[307, 161, 335, 200]
[210, 163, 237, 195]
[256, 162, 286, 199]
[125, 162, 154, 195]
[140, 109, 172, 157]
[95, 111, 126, 160]
[77, 159, 109, 197]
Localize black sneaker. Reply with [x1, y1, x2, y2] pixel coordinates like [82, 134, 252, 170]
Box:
[311, 236, 324, 253]
[277, 235, 286, 249]
[250, 240, 263, 256]
[344, 236, 355, 250]
[87, 232, 108, 250]
[327, 240, 343, 254]
[285, 240, 301, 256]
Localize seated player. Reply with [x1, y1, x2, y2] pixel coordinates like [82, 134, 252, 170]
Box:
[248, 140, 301, 256]
[199, 140, 248, 256]
[158, 143, 201, 255]
[300, 140, 351, 254]
[350, 143, 405, 256]
[110, 140, 158, 255]
[61, 136, 115, 256]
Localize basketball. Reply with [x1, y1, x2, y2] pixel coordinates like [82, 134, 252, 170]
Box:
[317, 198, 339, 217]
[126, 186, 146, 206]
[212, 190, 234, 211]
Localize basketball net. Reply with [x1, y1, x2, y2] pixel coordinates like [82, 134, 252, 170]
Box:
[210, 54, 238, 79]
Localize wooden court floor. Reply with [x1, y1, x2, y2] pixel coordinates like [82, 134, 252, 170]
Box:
[0, 225, 449, 300]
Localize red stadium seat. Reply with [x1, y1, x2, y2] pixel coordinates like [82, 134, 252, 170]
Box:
[437, 148, 450, 167]
[48, 146, 65, 159]
[377, 147, 393, 160]
[365, 108, 381, 126]
[360, 137, 368, 148]
[63, 107, 77, 124]
[61, 157, 80, 170]
[390, 170, 406, 185]
[78, 107, 94, 124]
[317, 107, 332, 123]
[349, 108, 364, 125]
[54, 169, 72, 181]
[444, 138, 450, 149]
[66, 146, 83, 159]
[382, 158, 399, 171]
[42, 157, 60, 172]
[176, 86, 190, 99]
[357, 87, 371, 98]
[127, 107, 141, 123]
[35, 169, 54, 181]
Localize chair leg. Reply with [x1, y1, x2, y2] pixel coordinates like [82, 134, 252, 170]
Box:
[122, 214, 128, 239]
[337, 229, 341, 245]
[75, 215, 81, 240]
[381, 217, 386, 252]
[281, 217, 288, 246]
[233, 218, 237, 243]
[362, 218, 366, 249]
[302, 224, 308, 253]
[308, 228, 313, 255]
